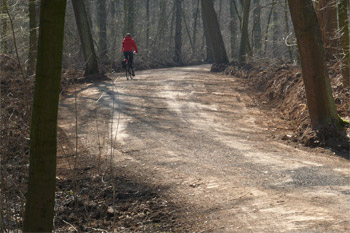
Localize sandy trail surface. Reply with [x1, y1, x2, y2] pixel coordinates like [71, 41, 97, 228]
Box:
[59, 65, 350, 232]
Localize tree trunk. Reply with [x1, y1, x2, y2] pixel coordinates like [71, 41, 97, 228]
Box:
[252, 0, 261, 54]
[239, 0, 251, 63]
[314, 0, 338, 61]
[97, 0, 108, 62]
[72, 0, 99, 76]
[174, 0, 182, 63]
[124, 0, 135, 35]
[110, 0, 118, 61]
[201, 0, 228, 64]
[288, 0, 339, 130]
[192, 0, 200, 56]
[201, 1, 214, 62]
[230, 0, 238, 58]
[1, 0, 8, 53]
[23, 0, 67, 231]
[264, 0, 275, 55]
[284, 0, 293, 62]
[182, 4, 194, 54]
[158, 0, 167, 44]
[272, 6, 278, 56]
[338, 0, 350, 87]
[27, 0, 37, 77]
[146, 0, 150, 51]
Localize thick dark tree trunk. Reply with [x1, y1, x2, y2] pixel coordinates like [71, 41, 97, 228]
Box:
[72, 0, 99, 76]
[174, 0, 182, 63]
[288, 0, 339, 130]
[23, 0, 67, 231]
[201, 2, 214, 62]
[201, 0, 228, 64]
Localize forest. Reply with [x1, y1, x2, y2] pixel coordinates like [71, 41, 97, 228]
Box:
[1, 0, 349, 232]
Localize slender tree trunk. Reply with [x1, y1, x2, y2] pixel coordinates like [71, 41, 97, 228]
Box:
[338, 0, 350, 87]
[72, 0, 99, 76]
[252, 0, 261, 54]
[201, 0, 228, 64]
[1, 0, 8, 53]
[174, 0, 182, 63]
[264, 0, 275, 55]
[158, 0, 167, 44]
[27, 0, 37, 77]
[23, 0, 67, 231]
[230, 0, 238, 59]
[110, 0, 118, 61]
[124, 0, 135, 35]
[239, 0, 251, 63]
[97, 0, 108, 62]
[314, 0, 338, 61]
[288, 0, 339, 130]
[146, 0, 150, 51]
[182, 4, 194, 53]
[284, 0, 293, 62]
[123, 0, 128, 35]
[272, 7, 278, 56]
[169, 1, 176, 50]
[192, 0, 200, 56]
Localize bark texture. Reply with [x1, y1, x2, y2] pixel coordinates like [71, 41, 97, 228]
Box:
[288, 0, 339, 130]
[314, 0, 338, 60]
[201, 0, 228, 64]
[72, 0, 99, 76]
[23, 0, 67, 231]
[239, 0, 251, 63]
[338, 0, 350, 87]
[174, 0, 182, 63]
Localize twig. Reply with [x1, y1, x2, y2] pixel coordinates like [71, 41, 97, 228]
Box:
[4, 3, 27, 87]
[62, 220, 79, 233]
[73, 87, 79, 211]
[2, 169, 26, 200]
[91, 227, 109, 233]
[284, 32, 297, 47]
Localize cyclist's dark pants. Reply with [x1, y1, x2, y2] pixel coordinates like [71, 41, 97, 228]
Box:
[123, 51, 134, 69]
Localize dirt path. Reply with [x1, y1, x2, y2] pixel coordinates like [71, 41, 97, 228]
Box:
[59, 65, 350, 232]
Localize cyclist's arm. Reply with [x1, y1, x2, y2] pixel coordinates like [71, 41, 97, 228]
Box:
[133, 40, 138, 54]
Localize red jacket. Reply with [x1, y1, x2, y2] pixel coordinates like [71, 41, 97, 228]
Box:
[122, 36, 138, 53]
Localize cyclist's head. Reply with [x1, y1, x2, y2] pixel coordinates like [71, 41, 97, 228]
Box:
[125, 33, 131, 38]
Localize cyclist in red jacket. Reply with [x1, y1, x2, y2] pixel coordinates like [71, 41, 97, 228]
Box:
[122, 33, 138, 76]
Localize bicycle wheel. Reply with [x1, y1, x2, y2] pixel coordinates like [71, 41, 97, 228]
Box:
[128, 68, 133, 80]
[125, 63, 130, 80]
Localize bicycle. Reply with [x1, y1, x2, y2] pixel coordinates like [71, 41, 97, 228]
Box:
[123, 59, 133, 80]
